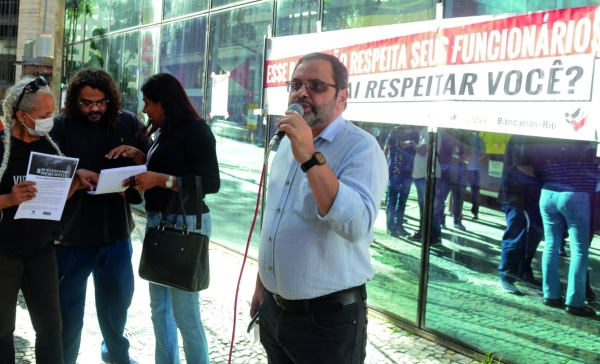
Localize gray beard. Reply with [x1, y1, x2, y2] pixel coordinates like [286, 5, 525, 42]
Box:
[304, 97, 337, 127]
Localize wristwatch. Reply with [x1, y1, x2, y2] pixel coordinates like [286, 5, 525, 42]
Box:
[165, 175, 174, 189]
[301, 152, 326, 172]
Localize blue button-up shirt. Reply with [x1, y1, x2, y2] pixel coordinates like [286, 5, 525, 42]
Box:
[258, 115, 388, 300]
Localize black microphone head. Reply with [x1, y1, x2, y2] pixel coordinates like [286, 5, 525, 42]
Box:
[287, 103, 304, 116]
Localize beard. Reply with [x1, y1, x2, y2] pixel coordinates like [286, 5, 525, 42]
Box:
[294, 95, 338, 128]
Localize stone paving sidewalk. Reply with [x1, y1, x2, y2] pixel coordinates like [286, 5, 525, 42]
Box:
[13, 212, 478, 364]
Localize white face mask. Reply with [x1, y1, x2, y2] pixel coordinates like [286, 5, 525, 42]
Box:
[22, 113, 54, 137]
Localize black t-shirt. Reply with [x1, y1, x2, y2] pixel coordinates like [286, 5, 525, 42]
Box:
[50, 110, 149, 245]
[0, 133, 61, 254]
[497, 134, 542, 208]
[144, 119, 220, 215]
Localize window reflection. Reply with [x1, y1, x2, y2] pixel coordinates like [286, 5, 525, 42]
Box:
[204, 2, 272, 252]
[323, 0, 435, 32]
[163, 0, 208, 20]
[62, 44, 84, 82]
[84, 0, 110, 40]
[425, 128, 600, 362]
[142, 0, 162, 24]
[65, 0, 86, 43]
[445, 0, 600, 18]
[83, 37, 108, 69]
[160, 17, 207, 115]
[275, 0, 319, 36]
[108, 32, 139, 113]
[111, 0, 142, 31]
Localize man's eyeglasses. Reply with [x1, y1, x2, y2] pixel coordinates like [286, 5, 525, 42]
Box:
[286, 81, 339, 93]
[14, 76, 49, 112]
[78, 98, 110, 108]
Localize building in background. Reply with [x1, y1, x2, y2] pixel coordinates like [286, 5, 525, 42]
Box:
[56, 1, 600, 363]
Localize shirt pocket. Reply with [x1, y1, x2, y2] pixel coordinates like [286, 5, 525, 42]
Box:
[294, 177, 318, 220]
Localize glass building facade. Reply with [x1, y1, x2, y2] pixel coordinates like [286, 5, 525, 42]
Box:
[60, 0, 600, 362]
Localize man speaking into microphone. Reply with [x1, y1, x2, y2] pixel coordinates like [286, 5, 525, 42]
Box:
[250, 52, 387, 363]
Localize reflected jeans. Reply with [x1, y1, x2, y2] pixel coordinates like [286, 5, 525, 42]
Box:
[468, 169, 480, 215]
[146, 211, 212, 364]
[540, 189, 590, 307]
[386, 175, 413, 233]
[414, 177, 426, 234]
[56, 239, 134, 364]
[497, 204, 543, 282]
[0, 244, 62, 364]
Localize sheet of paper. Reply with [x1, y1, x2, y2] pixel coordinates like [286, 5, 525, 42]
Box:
[15, 152, 79, 221]
[87, 165, 147, 195]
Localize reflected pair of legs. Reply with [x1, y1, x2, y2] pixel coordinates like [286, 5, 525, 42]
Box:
[146, 211, 212, 363]
[56, 239, 134, 364]
[498, 204, 543, 294]
[385, 175, 413, 236]
[468, 169, 480, 218]
[540, 189, 593, 314]
[0, 244, 62, 364]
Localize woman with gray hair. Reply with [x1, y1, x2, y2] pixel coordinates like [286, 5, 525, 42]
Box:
[0, 77, 84, 363]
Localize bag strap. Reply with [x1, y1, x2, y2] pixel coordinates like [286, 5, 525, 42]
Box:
[160, 176, 203, 234]
[159, 192, 177, 230]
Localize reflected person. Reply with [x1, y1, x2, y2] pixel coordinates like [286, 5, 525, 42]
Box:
[383, 125, 419, 237]
[497, 134, 543, 295]
[532, 139, 597, 317]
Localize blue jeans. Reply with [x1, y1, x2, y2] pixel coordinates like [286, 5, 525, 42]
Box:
[386, 175, 413, 232]
[414, 177, 426, 234]
[0, 244, 62, 364]
[56, 239, 134, 364]
[497, 204, 543, 282]
[540, 189, 590, 307]
[146, 211, 212, 364]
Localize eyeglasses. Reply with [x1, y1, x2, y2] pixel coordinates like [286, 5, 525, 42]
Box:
[14, 76, 49, 112]
[78, 98, 110, 108]
[286, 80, 339, 93]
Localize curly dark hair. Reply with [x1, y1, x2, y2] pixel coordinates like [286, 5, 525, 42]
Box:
[63, 67, 123, 125]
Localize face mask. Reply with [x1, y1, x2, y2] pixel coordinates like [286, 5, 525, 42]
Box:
[22, 113, 54, 137]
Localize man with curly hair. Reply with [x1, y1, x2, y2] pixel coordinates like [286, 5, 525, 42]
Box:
[50, 68, 149, 364]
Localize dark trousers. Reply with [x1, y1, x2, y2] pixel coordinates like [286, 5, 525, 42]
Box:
[498, 204, 544, 282]
[0, 244, 63, 364]
[56, 239, 134, 364]
[259, 291, 368, 364]
[468, 169, 480, 215]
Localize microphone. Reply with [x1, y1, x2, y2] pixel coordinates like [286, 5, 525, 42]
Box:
[269, 103, 305, 147]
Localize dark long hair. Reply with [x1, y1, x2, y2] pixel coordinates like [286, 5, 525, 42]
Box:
[63, 68, 123, 125]
[140, 73, 205, 138]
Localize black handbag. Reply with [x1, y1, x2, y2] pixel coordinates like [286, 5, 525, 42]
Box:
[138, 176, 210, 291]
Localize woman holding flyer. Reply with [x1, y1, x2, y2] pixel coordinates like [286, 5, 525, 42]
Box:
[0, 77, 84, 363]
[119, 73, 220, 363]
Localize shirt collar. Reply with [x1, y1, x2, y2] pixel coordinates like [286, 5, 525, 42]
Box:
[316, 114, 345, 142]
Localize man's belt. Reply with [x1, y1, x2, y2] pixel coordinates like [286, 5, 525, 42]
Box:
[267, 285, 366, 314]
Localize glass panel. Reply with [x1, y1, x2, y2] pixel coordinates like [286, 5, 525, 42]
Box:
[83, 37, 109, 69]
[62, 44, 84, 82]
[65, 0, 87, 44]
[160, 17, 207, 115]
[424, 128, 600, 362]
[364, 122, 425, 322]
[163, 0, 208, 20]
[275, 0, 319, 36]
[212, 0, 249, 8]
[142, 0, 162, 24]
[110, 0, 142, 32]
[108, 32, 140, 114]
[139, 27, 161, 119]
[204, 2, 273, 253]
[84, 0, 111, 40]
[323, 0, 435, 32]
[445, 0, 600, 18]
